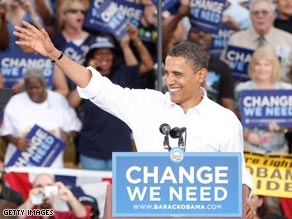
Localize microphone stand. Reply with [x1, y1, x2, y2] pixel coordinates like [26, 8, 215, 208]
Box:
[178, 128, 187, 152]
[163, 135, 171, 151]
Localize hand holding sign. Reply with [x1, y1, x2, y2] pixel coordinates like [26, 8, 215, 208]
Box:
[15, 137, 31, 152]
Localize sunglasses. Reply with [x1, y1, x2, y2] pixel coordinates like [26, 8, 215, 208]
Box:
[251, 10, 271, 16]
[66, 9, 86, 15]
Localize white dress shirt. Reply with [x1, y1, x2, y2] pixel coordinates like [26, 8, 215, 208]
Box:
[77, 66, 253, 189]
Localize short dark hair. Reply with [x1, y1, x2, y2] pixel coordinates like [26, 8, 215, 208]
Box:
[167, 42, 209, 72]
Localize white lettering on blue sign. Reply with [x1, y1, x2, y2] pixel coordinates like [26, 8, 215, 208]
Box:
[126, 166, 228, 184]
[226, 50, 252, 62]
[101, 2, 118, 22]
[243, 95, 292, 107]
[191, 0, 224, 14]
[13, 128, 48, 167]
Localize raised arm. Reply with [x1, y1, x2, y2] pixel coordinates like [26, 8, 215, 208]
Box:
[127, 24, 154, 74]
[14, 21, 91, 88]
[120, 24, 153, 74]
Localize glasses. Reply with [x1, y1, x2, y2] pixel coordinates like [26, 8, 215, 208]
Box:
[66, 9, 86, 15]
[251, 10, 271, 16]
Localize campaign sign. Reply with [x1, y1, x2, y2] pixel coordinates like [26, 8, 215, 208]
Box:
[209, 24, 234, 57]
[62, 42, 85, 64]
[224, 46, 254, 82]
[240, 90, 292, 128]
[84, 0, 143, 40]
[190, 0, 226, 35]
[6, 124, 66, 167]
[0, 53, 54, 89]
[112, 151, 242, 217]
[151, 0, 180, 14]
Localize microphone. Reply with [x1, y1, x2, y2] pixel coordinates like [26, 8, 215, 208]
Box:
[160, 123, 171, 135]
[159, 123, 171, 151]
[169, 127, 186, 138]
[170, 127, 187, 151]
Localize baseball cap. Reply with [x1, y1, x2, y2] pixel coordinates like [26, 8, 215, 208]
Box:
[90, 36, 115, 51]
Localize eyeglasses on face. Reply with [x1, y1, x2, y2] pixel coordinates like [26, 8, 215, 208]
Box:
[251, 10, 271, 16]
[66, 9, 86, 15]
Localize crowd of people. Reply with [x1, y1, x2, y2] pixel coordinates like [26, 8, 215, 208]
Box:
[0, 0, 291, 218]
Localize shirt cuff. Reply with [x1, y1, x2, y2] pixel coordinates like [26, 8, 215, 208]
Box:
[77, 66, 102, 99]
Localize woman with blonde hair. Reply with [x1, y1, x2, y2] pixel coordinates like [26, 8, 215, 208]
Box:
[235, 46, 292, 215]
[52, 0, 96, 91]
[235, 46, 292, 155]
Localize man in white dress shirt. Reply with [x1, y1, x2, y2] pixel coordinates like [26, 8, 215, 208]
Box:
[13, 21, 256, 218]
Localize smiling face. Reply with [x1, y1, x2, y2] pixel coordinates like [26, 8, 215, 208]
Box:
[91, 48, 114, 75]
[164, 56, 207, 112]
[253, 58, 273, 82]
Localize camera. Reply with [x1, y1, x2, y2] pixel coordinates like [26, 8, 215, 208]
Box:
[44, 185, 58, 197]
[31, 186, 58, 205]
[31, 193, 44, 205]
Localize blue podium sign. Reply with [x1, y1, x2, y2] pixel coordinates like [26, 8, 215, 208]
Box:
[112, 151, 242, 217]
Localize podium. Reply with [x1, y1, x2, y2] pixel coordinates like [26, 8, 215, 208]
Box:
[103, 184, 247, 219]
[109, 152, 246, 219]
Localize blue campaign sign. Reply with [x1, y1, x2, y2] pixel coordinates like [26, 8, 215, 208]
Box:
[151, 0, 180, 14]
[112, 151, 242, 217]
[240, 90, 292, 128]
[224, 45, 254, 82]
[6, 124, 66, 167]
[209, 24, 235, 57]
[0, 53, 54, 89]
[62, 42, 85, 64]
[84, 0, 143, 40]
[190, 0, 226, 35]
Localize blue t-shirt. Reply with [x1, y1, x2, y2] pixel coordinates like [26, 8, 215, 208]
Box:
[77, 65, 145, 159]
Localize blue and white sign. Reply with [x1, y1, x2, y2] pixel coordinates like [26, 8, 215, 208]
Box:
[0, 53, 54, 89]
[84, 0, 144, 40]
[210, 24, 234, 57]
[112, 152, 242, 217]
[240, 90, 292, 128]
[6, 124, 66, 167]
[62, 42, 85, 64]
[224, 45, 254, 82]
[190, 0, 226, 35]
[152, 0, 180, 14]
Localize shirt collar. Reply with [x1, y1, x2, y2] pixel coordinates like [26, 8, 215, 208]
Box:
[165, 87, 209, 113]
[252, 27, 274, 44]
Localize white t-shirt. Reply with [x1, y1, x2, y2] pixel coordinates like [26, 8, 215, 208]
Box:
[1, 90, 81, 168]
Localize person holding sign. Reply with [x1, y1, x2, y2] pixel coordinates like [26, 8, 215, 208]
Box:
[235, 46, 292, 155]
[0, 68, 82, 168]
[13, 21, 256, 218]
[235, 46, 292, 217]
[221, 0, 292, 84]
